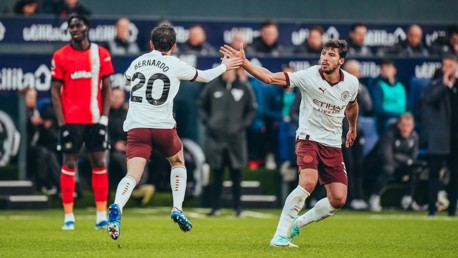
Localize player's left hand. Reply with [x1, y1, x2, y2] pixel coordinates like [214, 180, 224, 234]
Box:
[221, 56, 243, 70]
[345, 129, 357, 147]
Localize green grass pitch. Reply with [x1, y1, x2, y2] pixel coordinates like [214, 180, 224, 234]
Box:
[0, 208, 457, 257]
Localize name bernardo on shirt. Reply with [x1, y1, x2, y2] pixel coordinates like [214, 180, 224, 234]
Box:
[134, 59, 169, 72]
[313, 99, 346, 114]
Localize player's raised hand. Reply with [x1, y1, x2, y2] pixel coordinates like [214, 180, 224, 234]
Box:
[220, 42, 246, 60]
[221, 56, 243, 70]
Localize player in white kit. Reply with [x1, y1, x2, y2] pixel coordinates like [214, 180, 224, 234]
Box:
[107, 24, 242, 240]
[220, 39, 359, 247]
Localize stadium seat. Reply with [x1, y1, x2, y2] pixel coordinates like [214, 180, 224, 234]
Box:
[359, 116, 378, 157]
[408, 77, 430, 114]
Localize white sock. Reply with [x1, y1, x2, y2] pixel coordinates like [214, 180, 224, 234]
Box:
[64, 213, 75, 223]
[296, 197, 337, 228]
[274, 186, 309, 238]
[171, 166, 187, 211]
[114, 176, 137, 213]
[96, 211, 107, 224]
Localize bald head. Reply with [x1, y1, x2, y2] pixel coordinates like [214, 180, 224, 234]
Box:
[407, 24, 423, 48]
[343, 59, 361, 78]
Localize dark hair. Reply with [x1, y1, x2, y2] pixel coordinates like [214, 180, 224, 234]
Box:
[67, 15, 90, 28]
[260, 19, 278, 30]
[443, 54, 458, 63]
[151, 24, 176, 52]
[13, 0, 39, 15]
[309, 25, 323, 35]
[447, 24, 458, 36]
[379, 59, 396, 67]
[322, 39, 348, 58]
[350, 22, 366, 32]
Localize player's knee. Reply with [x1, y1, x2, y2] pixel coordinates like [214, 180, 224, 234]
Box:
[63, 161, 77, 170]
[299, 181, 316, 193]
[329, 195, 346, 209]
[92, 160, 106, 168]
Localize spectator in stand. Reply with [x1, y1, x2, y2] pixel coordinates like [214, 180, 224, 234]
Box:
[106, 17, 140, 56]
[347, 22, 373, 57]
[177, 24, 217, 56]
[380, 24, 429, 57]
[367, 113, 421, 212]
[22, 87, 60, 194]
[52, 0, 91, 17]
[421, 55, 458, 217]
[198, 68, 257, 217]
[107, 87, 128, 187]
[10, 0, 40, 16]
[431, 24, 458, 57]
[294, 26, 323, 56]
[371, 59, 407, 134]
[247, 19, 285, 56]
[342, 60, 373, 210]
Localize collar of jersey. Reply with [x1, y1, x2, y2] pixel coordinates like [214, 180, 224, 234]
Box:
[319, 68, 345, 86]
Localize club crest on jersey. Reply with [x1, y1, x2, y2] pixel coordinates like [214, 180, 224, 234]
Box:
[341, 91, 350, 101]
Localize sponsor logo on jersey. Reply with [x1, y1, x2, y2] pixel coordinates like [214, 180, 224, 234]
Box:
[70, 70, 93, 79]
[313, 99, 346, 114]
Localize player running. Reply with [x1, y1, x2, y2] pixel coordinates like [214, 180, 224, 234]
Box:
[107, 24, 242, 240]
[220, 39, 359, 247]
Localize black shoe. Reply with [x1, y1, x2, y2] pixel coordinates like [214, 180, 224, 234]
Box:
[207, 209, 220, 217]
[235, 209, 243, 217]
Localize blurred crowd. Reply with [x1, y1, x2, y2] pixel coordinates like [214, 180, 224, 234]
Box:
[6, 0, 458, 216]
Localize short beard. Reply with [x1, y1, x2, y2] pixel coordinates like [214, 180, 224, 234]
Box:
[321, 65, 339, 74]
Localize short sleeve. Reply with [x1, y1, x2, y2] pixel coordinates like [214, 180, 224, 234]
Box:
[99, 47, 114, 78]
[174, 58, 198, 81]
[287, 70, 308, 89]
[350, 78, 359, 102]
[51, 52, 63, 80]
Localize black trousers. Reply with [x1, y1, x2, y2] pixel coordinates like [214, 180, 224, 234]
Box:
[428, 142, 458, 215]
[210, 150, 241, 211]
[342, 134, 365, 200]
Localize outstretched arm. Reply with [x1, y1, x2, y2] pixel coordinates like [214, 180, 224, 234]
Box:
[194, 56, 243, 83]
[220, 43, 289, 87]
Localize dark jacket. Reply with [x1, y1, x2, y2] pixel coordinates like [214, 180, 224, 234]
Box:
[108, 105, 128, 151]
[369, 123, 419, 173]
[198, 77, 257, 169]
[347, 40, 373, 57]
[420, 78, 457, 154]
[177, 41, 217, 56]
[246, 37, 285, 56]
[106, 37, 140, 56]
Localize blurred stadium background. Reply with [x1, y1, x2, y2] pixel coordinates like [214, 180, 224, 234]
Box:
[0, 0, 457, 211]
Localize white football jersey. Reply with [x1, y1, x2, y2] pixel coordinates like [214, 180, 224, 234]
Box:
[123, 50, 198, 131]
[287, 65, 359, 148]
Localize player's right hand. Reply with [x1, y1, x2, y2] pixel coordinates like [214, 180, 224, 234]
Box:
[220, 43, 246, 60]
[221, 56, 243, 71]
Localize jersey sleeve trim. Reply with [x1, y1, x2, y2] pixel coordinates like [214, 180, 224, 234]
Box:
[190, 70, 198, 82]
[284, 72, 290, 88]
[51, 78, 63, 83]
